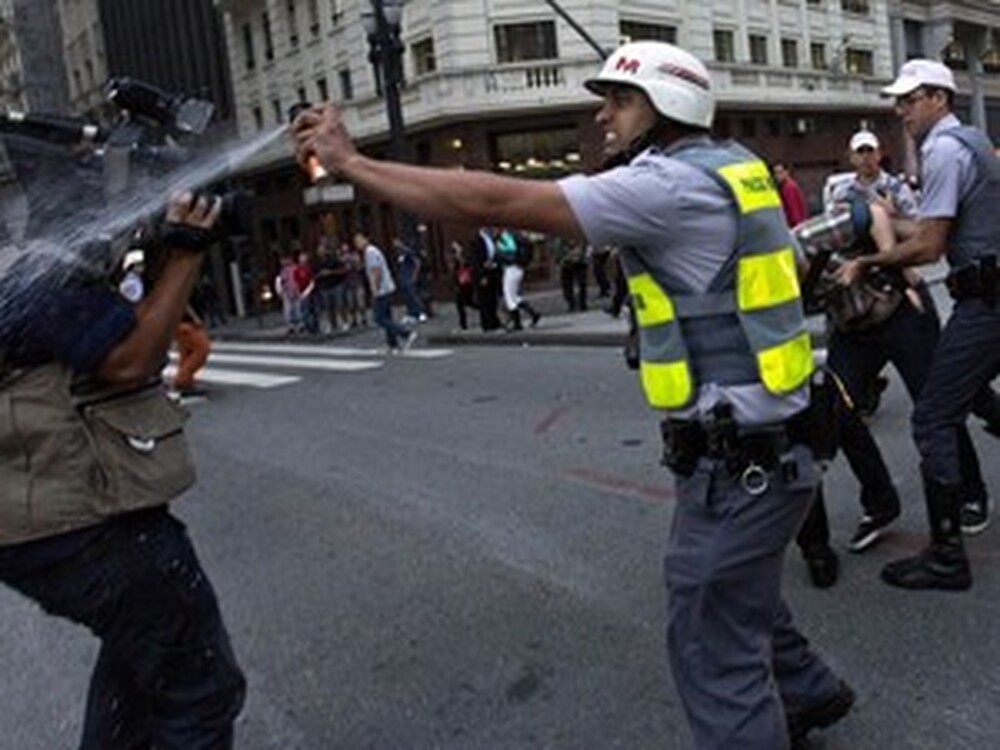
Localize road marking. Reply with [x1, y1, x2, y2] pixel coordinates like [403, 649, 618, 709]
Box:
[210, 341, 454, 359]
[163, 365, 300, 389]
[173, 352, 383, 372]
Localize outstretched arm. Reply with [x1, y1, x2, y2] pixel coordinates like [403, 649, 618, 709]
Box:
[292, 105, 585, 242]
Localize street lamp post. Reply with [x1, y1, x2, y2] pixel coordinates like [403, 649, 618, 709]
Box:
[361, 0, 420, 252]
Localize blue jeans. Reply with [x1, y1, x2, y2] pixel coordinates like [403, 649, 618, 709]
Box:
[399, 275, 424, 318]
[372, 293, 410, 348]
[913, 298, 1000, 485]
[0, 509, 245, 750]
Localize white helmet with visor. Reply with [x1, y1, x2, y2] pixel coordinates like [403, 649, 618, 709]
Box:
[585, 41, 714, 129]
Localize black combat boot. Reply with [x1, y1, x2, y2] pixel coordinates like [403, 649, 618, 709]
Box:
[506, 308, 523, 331]
[881, 469, 972, 591]
[519, 301, 541, 327]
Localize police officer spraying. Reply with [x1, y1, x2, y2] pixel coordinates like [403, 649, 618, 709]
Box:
[293, 41, 852, 750]
[838, 59, 1000, 590]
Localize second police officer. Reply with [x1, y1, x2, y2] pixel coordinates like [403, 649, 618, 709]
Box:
[810, 128, 989, 556]
[840, 59, 1000, 590]
[293, 41, 853, 750]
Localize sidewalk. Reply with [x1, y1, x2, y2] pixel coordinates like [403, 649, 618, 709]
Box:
[210, 289, 633, 348]
[209, 264, 951, 350]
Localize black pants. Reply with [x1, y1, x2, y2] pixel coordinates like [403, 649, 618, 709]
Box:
[0, 509, 245, 750]
[560, 261, 588, 311]
[454, 285, 477, 330]
[476, 268, 502, 331]
[827, 286, 985, 515]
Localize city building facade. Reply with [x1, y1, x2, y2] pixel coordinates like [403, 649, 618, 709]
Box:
[216, 0, 936, 308]
[58, 0, 108, 119]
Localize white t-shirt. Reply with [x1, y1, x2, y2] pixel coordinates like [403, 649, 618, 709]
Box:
[364, 243, 396, 297]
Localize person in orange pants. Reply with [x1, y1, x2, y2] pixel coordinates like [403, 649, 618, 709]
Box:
[173, 306, 211, 396]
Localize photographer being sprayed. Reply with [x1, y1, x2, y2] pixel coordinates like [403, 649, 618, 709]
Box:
[293, 41, 851, 750]
[0, 189, 245, 749]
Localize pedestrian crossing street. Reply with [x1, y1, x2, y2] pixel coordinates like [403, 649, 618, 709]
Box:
[164, 341, 454, 391]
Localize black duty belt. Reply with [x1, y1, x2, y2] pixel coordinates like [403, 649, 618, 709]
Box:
[660, 416, 801, 495]
[946, 257, 998, 307]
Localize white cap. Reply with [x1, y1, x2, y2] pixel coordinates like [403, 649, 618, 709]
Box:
[849, 131, 879, 151]
[882, 59, 956, 96]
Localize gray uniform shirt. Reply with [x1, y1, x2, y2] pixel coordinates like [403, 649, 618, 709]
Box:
[558, 141, 808, 426]
[918, 113, 975, 221]
[827, 170, 918, 218]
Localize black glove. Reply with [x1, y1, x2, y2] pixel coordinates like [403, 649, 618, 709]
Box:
[156, 221, 216, 252]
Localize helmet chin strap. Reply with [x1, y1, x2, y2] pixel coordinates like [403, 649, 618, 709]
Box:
[602, 119, 677, 169]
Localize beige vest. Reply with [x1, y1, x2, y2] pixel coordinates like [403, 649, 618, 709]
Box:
[0, 362, 195, 545]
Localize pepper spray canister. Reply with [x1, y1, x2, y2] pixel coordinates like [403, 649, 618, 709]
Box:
[287, 102, 329, 182]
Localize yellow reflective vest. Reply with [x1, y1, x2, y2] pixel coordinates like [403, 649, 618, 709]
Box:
[626, 142, 813, 410]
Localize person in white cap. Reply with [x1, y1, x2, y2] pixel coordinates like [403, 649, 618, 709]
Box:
[826, 130, 918, 216]
[293, 40, 851, 750]
[838, 58, 1000, 590]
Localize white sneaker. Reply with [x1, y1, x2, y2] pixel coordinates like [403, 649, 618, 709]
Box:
[400, 315, 417, 324]
[418, 313, 428, 323]
[402, 330, 418, 351]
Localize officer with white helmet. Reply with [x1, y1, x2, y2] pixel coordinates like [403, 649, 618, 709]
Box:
[292, 40, 852, 750]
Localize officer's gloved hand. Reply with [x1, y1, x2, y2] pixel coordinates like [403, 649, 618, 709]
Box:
[157, 191, 222, 252]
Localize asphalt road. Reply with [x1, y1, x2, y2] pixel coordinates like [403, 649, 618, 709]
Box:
[1, 342, 998, 750]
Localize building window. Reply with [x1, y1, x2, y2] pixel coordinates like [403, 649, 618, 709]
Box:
[983, 33, 1000, 72]
[412, 37, 436, 76]
[242, 23, 255, 70]
[713, 29, 735, 63]
[841, 0, 869, 13]
[492, 127, 579, 178]
[781, 39, 798, 68]
[903, 21, 925, 59]
[807, 0, 821, 5]
[339, 68, 353, 101]
[316, 76, 329, 101]
[749, 34, 768, 65]
[262, 12, 274, 61]
[810, 42, 826, 70]
[494, 21, 558, 63]
[845, 48, 873, 75]
[296, 85, 307, 103]
[287, 0, 299, 48]
[331, 0, 342, 25]
[271, 98, 282, 124]
[252, 105, 264, 130]
[72, 68, 82, 96]
[85, 59, 95, 86]
[306, 0, 320, 37]
[619, 20, 677, 44]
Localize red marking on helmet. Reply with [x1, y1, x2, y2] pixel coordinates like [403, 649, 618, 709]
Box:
[615, 57, 641, 74]
[657, 62, 710, 91]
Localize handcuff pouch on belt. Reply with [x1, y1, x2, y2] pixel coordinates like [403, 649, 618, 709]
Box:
[946, 256, 998, 308]
[659, 404, 798, 495]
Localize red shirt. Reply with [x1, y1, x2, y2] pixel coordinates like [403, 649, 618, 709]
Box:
[292, 263, 313, 294]
[778, 177, 808, 228]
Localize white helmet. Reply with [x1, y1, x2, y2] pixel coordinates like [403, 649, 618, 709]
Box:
[585, 41, 714, 129]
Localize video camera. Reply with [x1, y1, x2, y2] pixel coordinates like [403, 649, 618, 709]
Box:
[0, 77, 252, 249]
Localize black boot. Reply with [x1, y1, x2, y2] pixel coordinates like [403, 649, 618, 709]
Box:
[506, 308, 523, 331]
[519, 301, 541, 328]
[881, 469, 972, 591]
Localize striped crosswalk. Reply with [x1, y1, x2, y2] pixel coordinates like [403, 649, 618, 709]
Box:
[165, 341, 454, 391]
